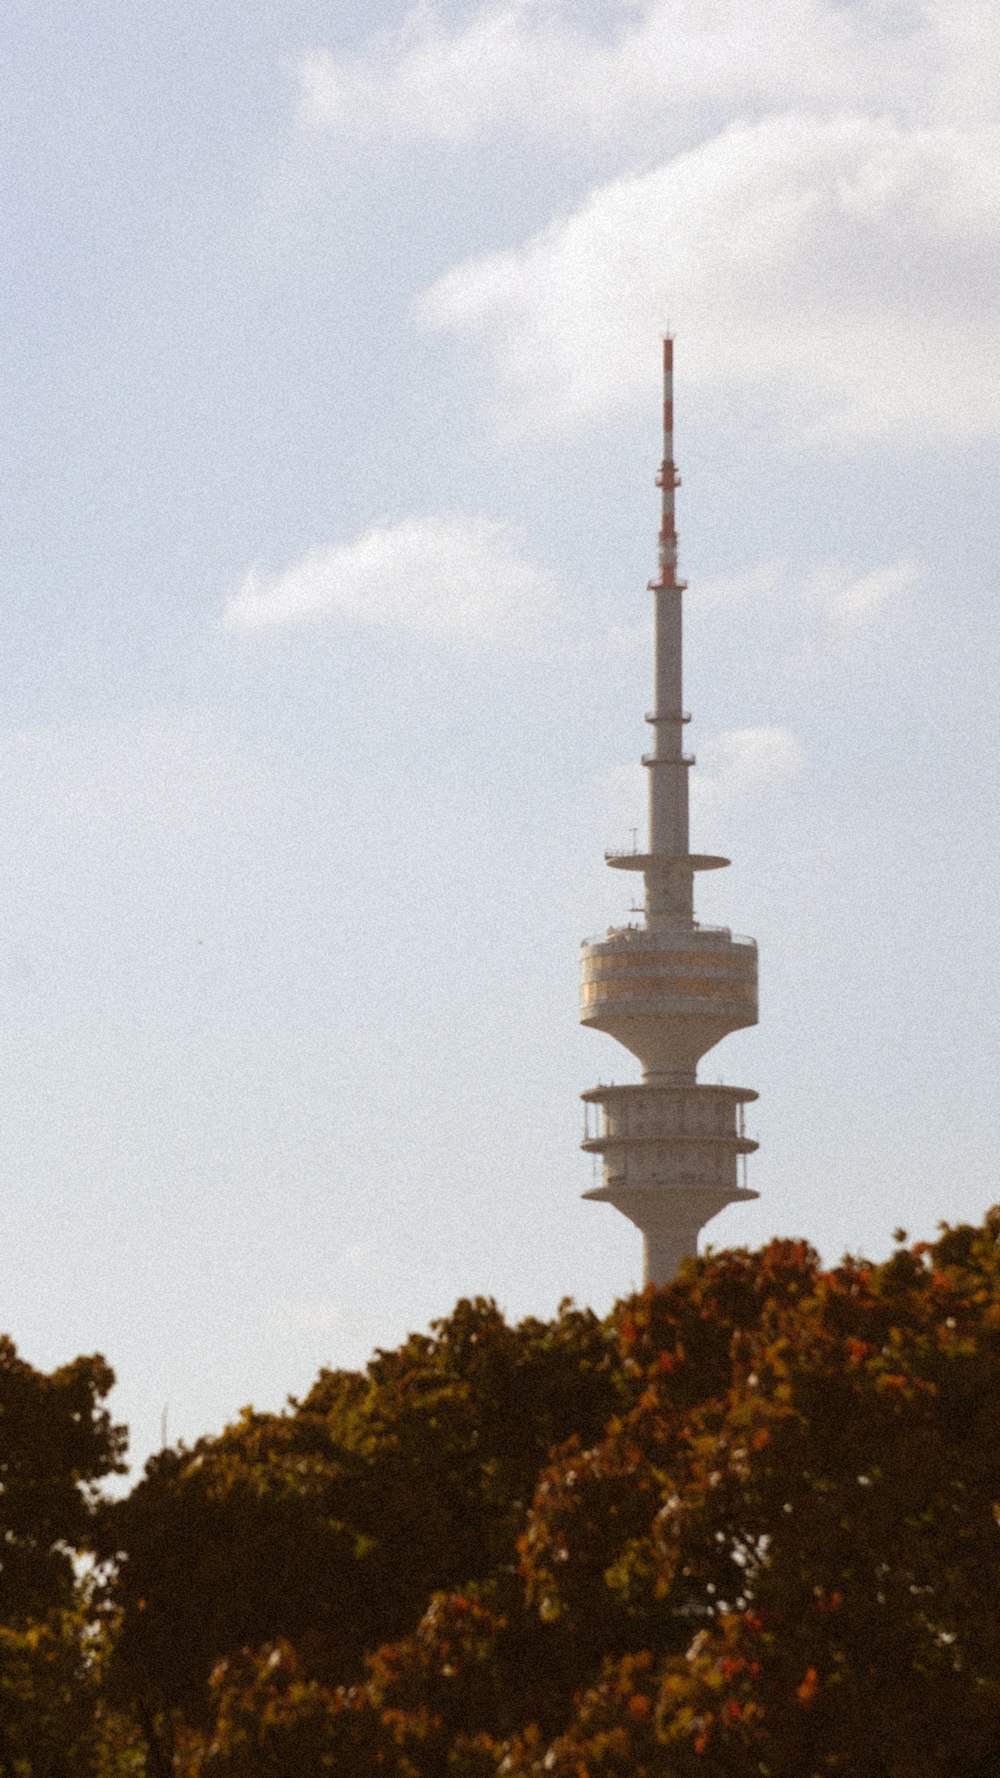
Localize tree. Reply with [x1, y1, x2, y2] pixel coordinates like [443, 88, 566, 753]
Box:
[187, 1596, 504, 1778]
[170, 1217, 1000, 1777]
[0, 1338, 125, 1624]
[100, 1296, 618, 1752]
[0, 1339, 126, 1776]
[514, 1223, 1000, 1776]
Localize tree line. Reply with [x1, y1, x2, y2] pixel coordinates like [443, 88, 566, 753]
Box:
[3, 1212, 1000, 1775]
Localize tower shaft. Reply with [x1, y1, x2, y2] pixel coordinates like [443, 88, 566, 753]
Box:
[646, 338, 692, 915]
[579, 339, 759, 1285]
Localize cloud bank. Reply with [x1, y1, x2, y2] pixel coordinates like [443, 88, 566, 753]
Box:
[224, 515, 558, 642]
[690, 553, 920, 639]
[297, 0, 998, 145]
[805, 555, 921, 639]
[295, 0, 1000, 445]
[694, 726, 807, 812]
[418, 114, 1000, 442]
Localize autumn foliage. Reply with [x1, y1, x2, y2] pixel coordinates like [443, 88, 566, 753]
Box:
[5, 1215, 1000, 1774]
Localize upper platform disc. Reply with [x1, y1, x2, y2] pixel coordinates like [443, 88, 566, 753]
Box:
[604, 852, 730, 873]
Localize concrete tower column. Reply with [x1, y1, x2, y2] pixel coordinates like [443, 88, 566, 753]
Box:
[644, 1220, 704, 1291]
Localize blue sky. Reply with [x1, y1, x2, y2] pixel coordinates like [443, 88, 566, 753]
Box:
[3, 0, 998, 1470]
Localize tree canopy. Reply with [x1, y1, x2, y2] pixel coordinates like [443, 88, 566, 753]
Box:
[0, 1338, 125, 1776]
[98, 1295, 619, 1761]
[0, 1337, 124, 1625]
[6, 1214, 1000, 1775]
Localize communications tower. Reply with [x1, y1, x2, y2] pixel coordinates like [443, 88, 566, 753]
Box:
[580, 338, 759, 1285]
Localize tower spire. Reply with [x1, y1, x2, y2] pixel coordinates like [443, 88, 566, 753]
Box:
[578, 338, 760, 1285]
[655, 333, 680, 591]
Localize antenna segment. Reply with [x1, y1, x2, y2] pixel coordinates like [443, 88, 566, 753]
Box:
[578, 338, 760, 1285]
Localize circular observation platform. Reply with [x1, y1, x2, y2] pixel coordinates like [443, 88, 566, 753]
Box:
[580, 929, 757, 1014]
[581, 1081, 758, 1160]
[580, 925, 758, 1071]
[605, 851, 729, 872]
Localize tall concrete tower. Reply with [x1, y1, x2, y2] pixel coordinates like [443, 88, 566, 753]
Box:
[580, 338, 759, 1286]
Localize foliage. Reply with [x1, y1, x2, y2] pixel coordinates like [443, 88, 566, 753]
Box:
[169, 1217, 1000, 1777]
[176, 1596, 504, 1778]
[0, 1341, 125, 1775]
[0, 1338, 125, 1624]
[510, 1223, 1000, 1777]
[0, 1609, 100, 1778]
[9, 1217, 1000, 1775]
[98, 1296, 617, 1736]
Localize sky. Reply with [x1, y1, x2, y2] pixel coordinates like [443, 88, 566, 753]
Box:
[2, 0, 999, 1473]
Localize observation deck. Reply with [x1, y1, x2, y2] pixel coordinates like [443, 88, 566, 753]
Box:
[580, 922, 758, 1077]
[581, 1079, 758, 1194]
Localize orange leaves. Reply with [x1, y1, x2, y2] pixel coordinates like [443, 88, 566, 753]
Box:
[194, 1596, 512, 1777]
[795, 1665, 819, 1705]
[875, 1371, 910, 1394]
[520, 1217, 1000, 1774]
[99, 1210, 1000, 1777]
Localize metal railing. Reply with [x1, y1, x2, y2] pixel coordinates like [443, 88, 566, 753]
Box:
[581, 924, 756, 951]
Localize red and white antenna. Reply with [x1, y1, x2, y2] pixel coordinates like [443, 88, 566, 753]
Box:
[654, 334, 682, 592]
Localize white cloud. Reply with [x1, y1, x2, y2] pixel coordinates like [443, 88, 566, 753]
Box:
[296, 0, 1000, 146]
[297, 8, 594, 145]
[685, 553, 919, 637]
[418, 113, 1000, 443]
[804, 555, 921, 638]
[296, 2, 1000, 446]
[687, 561, 785, 616]
[693, 726, 806, 810]
[223, 514, 558, 642]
